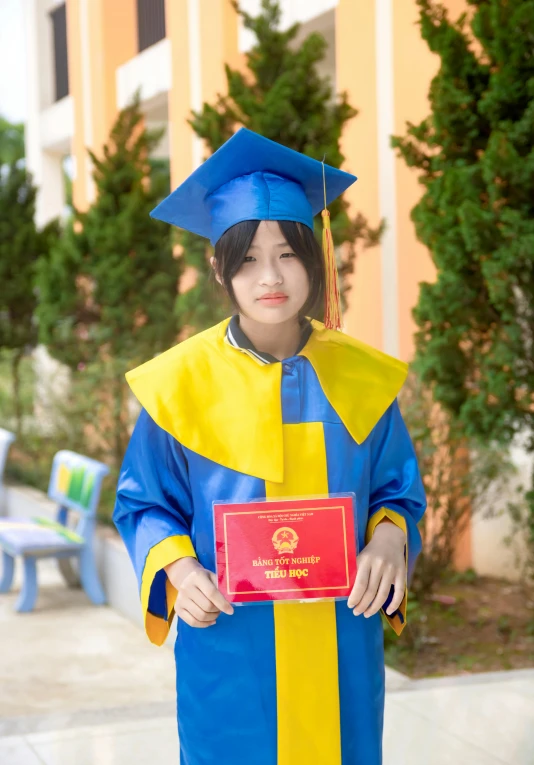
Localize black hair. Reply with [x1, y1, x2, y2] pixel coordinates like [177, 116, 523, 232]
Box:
[213, 220, 324, 319]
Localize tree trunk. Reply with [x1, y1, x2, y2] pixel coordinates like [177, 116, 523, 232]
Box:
[113, 374, 127, 468]
[525, 465, 534, 584]
[12, 349, 24, 438]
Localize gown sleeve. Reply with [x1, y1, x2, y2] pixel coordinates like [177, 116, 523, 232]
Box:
[365, 399, 427, 636]
[113, 408, 197, 646]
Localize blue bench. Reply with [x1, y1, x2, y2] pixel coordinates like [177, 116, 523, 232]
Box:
[0, 450, 109, 612]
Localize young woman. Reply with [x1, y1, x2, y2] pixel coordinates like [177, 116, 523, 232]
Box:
[113, 128, 426, 765]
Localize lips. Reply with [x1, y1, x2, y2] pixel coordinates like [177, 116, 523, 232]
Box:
[258, 293, 289, 305]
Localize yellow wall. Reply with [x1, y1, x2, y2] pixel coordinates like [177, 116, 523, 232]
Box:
[393, 0, 467, 362]
[167, 0, 240, 294]
[200, 0, 240, 107]
[166, 0, 240, 189]
[336, 0, 383, 349]
[89, 0, 138, 157]
[393, 0, 438, 362]
[165, 0, 193, 188]
[67, 0, 137, 211]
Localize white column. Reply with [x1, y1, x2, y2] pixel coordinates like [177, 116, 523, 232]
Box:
[32, 346, 72, 435]
[24, 0, 45, 211]
[39, 152, 66, 226]
[472, 437, 531, 581]
[23, 0, 66, 227]
[375, 0, 399, 357]
[23, 1, 71, 427]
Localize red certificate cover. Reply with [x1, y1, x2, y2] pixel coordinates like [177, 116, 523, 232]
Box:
[214, 495, 357, 603]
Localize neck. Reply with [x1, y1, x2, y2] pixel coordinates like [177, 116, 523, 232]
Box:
[238, 314, 303, 361]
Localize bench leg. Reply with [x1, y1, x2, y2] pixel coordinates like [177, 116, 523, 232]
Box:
[0, 551, 15, 593]
[79, 547, 105, 605]
[16, 557, 38, 613]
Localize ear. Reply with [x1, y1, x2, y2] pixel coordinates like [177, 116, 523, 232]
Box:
[210, 256, 223, 286]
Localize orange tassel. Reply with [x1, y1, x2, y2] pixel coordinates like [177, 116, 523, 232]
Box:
[322, 209, 342, 331]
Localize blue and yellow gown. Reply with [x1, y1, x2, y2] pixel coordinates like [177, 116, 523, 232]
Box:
[113, 317, 426, 765]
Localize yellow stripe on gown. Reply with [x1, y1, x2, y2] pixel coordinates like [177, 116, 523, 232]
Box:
[266, 422, 342, 765]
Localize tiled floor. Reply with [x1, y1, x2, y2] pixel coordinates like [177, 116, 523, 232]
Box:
[0, 559, 176, 724]
[384, 672, 534, 765]
[387, 677, 534, 765]
[4, 674, 534, 765]
[1, 719, 179, 765]
[4, 673, 533, 764]
[2, 560, 533, 764]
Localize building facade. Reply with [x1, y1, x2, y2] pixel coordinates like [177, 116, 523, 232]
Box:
[23, 0, 527, 580]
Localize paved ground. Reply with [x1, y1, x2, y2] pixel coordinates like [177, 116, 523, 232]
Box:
[1, 560, 533, 764]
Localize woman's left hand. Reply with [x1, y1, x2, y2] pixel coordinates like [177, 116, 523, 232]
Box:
[347, 521, 407, 618]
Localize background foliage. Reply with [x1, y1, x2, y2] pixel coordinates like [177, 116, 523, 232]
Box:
[393, 0, 534, 579]
[35, 98, 179, 467]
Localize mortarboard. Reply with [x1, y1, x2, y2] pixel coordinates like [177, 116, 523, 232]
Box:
[150, 128, 357, 330]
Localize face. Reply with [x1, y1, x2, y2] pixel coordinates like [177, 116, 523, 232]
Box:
[214, 221, 310, 325]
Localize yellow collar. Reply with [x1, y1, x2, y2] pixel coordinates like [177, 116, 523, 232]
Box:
[126, 318, 408, 483]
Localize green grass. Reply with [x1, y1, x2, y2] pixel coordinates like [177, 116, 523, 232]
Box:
[441, 568, 478, 586]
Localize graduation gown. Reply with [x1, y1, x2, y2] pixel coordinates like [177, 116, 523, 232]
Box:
[113, 317, 426, 765]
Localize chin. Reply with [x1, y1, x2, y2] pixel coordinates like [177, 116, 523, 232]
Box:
[248, 304, 302, 325]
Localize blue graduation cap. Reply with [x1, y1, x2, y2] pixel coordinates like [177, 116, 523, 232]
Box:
[150, 127, 357, 245]
[150, 128, 357, 330]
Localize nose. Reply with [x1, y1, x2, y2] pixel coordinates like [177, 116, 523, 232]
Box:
[258, 258, 283, 286]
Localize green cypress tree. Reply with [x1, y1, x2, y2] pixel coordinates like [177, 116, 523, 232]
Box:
[36, 98, 180, 464]
[393, 0, 534, 577]
[176, 0, 380, 331]
[0, 117, 59, 436]
[0, 116, 24, 165]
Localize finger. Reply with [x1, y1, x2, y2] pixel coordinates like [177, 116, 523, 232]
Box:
[386, 572, 406, 615]
[197, 572, 234, 615]
[186, 587, 221, 615]
[347, 559, 371, 609]
[364, 572, 395, 618]
[353, 565, 383, 615]
[178, 606, 217, 629]
[183, 598, 221, 624]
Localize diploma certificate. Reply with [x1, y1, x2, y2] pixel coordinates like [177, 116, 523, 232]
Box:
[214, 495, 357, 603]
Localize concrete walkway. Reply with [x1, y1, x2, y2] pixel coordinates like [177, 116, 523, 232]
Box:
[1, 561, 533, 765]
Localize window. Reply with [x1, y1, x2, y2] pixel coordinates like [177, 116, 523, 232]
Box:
[137, 0, 166, 53]
[50, 3, 69, 101]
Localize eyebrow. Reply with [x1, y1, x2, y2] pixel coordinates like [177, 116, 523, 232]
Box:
[248, 241, 291, 249]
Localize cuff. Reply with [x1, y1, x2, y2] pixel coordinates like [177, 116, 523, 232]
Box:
[366, 507, 408, 636]
[141, 535, 197, 646]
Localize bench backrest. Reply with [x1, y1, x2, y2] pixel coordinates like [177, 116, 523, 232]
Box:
[0, 428, 15, 487]
[48, 450, 110, 526]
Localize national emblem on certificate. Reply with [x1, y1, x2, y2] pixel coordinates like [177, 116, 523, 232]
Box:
[214, 495, 357, 603]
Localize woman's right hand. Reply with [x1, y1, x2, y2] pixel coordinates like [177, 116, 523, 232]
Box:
[164, 557, 234, 628]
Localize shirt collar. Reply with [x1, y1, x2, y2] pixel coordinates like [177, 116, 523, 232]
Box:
[225, 314, 313, 365]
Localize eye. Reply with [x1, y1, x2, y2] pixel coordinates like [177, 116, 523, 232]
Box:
[242, 256, 256, 263]
[280, 252, 297, 259]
